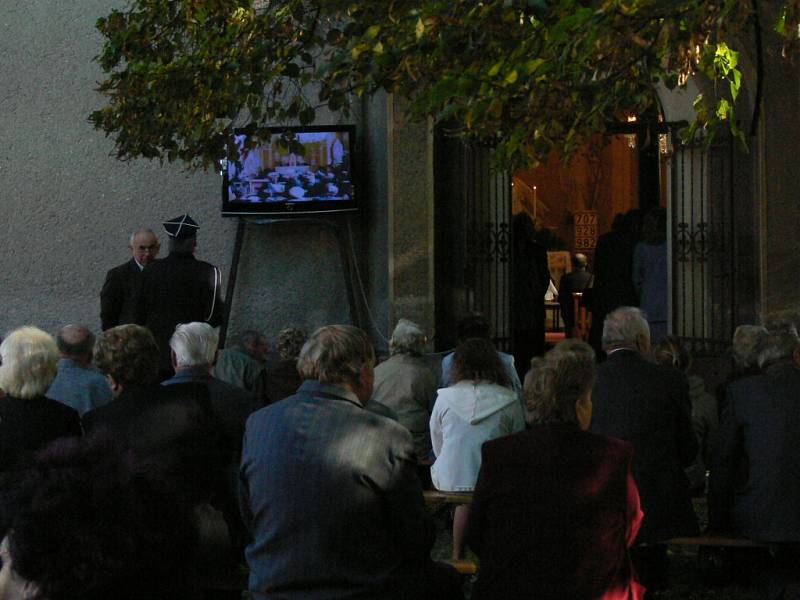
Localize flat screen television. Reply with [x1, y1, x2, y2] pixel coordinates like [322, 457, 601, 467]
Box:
[222, 125, 357, 217]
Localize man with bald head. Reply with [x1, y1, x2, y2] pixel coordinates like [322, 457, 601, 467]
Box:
[100, 228, 160, 330]
[46, 324, 112, 416]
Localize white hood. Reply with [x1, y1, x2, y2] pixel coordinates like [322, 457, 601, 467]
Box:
[436, 381, 519, 425]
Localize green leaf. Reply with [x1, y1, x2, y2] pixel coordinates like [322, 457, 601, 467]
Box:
[415, 18, 425, 39]
[504, 69, 518, 85]
[716, 98, 731, 120]
[299, 106, 316, 125]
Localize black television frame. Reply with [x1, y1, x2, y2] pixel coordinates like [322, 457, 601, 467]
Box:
[222, 124, 358, 217]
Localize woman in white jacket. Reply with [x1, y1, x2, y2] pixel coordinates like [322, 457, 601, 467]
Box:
[431, 337, 526, 559]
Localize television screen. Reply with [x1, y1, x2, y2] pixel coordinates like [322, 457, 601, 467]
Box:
[222, 125, 357, 217]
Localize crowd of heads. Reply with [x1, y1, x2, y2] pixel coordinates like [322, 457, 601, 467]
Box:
[2, 302, 800, 598]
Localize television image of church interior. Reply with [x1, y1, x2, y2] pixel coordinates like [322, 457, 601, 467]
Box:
[227, 131, 352, 203]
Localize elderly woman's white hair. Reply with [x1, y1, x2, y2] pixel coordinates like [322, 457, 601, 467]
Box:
[0, 326, 60, 398]
[601, 307, 651, 351]
[388, 319, 427, 356]
[169, 322, 219, 368]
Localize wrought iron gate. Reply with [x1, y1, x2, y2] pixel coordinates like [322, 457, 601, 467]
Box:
[462, 146, 513, 352]
[669, 133, 736, 353]
[434, 133, 512, 353]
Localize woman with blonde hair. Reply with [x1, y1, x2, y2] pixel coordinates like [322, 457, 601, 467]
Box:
[0, 326, 82, 471]
[467, 339, 645, 599]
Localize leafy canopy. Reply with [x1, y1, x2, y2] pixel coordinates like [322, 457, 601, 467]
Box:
[90, 0, 800, 171]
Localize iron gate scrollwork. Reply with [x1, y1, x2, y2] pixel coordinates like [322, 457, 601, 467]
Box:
[463, 146, 513, 352]
[669, 131, 736, 355]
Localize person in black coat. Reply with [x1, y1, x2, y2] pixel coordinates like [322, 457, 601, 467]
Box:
[711, 335, 800, 536]
[100, 228, 160, 330]
[511, 212, 551, 378]
[589, 307, 698, 588]
[0, 327, 82, 472]
[587, 211, 641, 358]
[135, 214, 225, 379]
[708, 328, 800, 597]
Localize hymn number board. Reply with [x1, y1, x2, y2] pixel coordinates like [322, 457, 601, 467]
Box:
[573, 211, 598, 251]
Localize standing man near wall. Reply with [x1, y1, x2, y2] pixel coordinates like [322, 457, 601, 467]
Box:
[136, 214, 225, 380]
[100, 228, 160, 330]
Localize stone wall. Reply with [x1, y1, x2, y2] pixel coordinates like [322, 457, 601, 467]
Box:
[0, 1, 390, 349]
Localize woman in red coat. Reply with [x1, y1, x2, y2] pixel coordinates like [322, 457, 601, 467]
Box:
[467, 339, 645, 599]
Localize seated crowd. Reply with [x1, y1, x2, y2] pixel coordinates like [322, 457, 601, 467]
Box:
[0, 308, 799, 599]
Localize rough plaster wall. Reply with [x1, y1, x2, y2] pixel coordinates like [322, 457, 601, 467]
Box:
[0, 1, 384, 344]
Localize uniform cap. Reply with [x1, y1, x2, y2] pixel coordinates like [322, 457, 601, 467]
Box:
[163, 214, 199, 240]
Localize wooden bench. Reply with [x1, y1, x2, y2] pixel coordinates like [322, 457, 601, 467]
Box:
[662, 535, 768, 548]
[443, 558, 479, 575]
[423, 490, 473, 506]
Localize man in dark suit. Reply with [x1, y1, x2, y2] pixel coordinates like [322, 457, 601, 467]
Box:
[161, 321, 257, 558]
[239, 325, 462, 600]
[589, 307, 698, 587]
[587, 211, 641, 357]
[100, 228, 160, 330]
[558, 253, 593, 337]
[709, 327, 800, 597]
[135, 214, 225, 379]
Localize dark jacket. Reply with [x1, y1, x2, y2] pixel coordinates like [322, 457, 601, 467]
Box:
[587, 229, 639, 354]
[0, 394, 82, 471]
[100, 258, 142, 330]
[162, 368, 257, 455]
[263, 358, 303, 406]
[83, 383, 225, 505]
[135, 251, 225, 373]
[239, 380, 434, 599]
[468, 424, 641, 599]
[82, 383, 166, 437]
[709, 362, 800, 542]
[590, 349, 699, 542]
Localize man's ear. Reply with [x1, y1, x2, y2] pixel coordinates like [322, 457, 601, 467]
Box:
[171, 348, 178, 369]
[636, 333, 651, 357]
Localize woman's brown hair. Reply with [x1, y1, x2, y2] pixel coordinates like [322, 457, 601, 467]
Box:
[451, 337, 510, 388]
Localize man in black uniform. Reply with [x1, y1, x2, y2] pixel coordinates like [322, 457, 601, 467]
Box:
[135, 214, 225, 379]
[100, 228, 160, 330]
